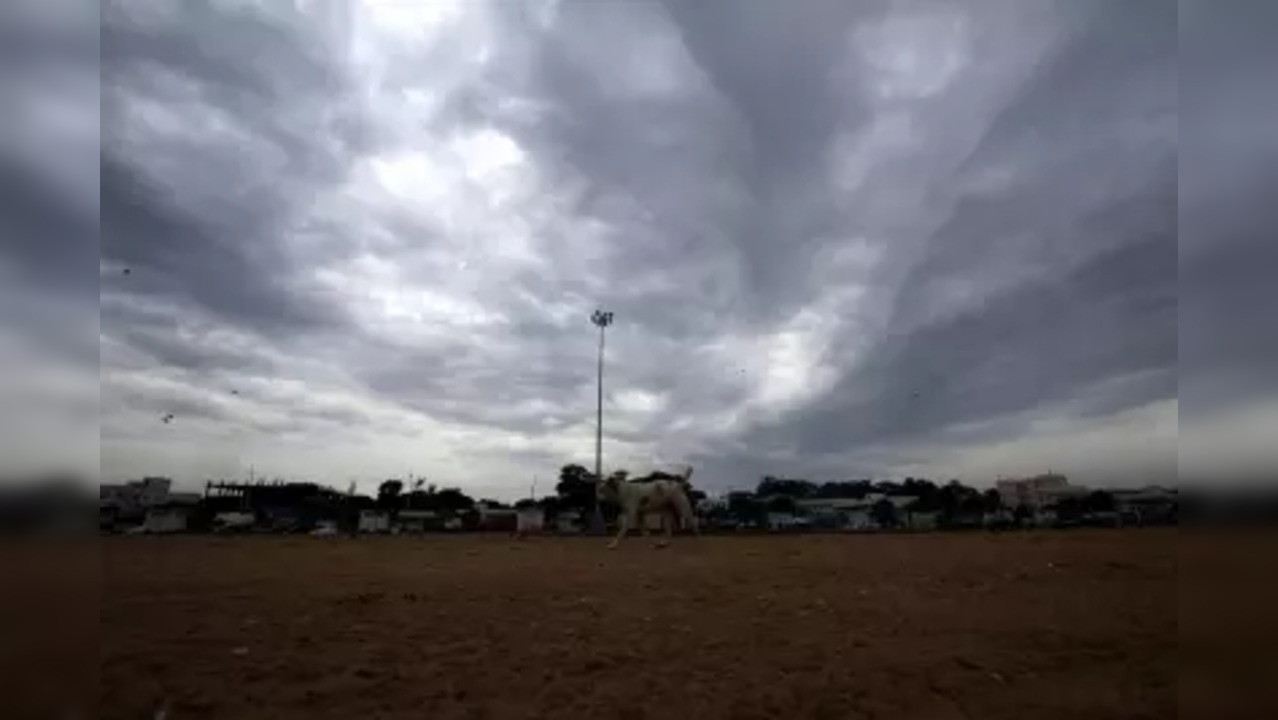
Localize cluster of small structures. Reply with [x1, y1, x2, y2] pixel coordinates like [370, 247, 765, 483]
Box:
[91, 472, 1180, 537]
[96, 477, 551, 537]
[699, 473, 1178, 532]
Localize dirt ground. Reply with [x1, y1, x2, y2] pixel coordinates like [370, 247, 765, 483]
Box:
[98, 530, 1179, 720]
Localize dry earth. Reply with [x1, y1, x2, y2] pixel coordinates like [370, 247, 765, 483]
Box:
[96, 530, 1181, 720]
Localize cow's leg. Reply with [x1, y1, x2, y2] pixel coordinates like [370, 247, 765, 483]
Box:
[649, 510, 667, 548]
[673, 492, 699, 537]
[608, 506, 634, 549]
[684, 508, 700, 537]
[636, 497, 652, 539]
[656, 509, 673, 547]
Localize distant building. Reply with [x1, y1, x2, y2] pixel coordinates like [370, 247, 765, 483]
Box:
[358, 510, 391, 533]
[903, 511, 939, 531]
[766, 512, 809, 531]
[395, 509, 439, 533]
[100, 477, 172, 516]
[1112, 486, 1177, 524]
[203, 480, 345, 531]
[100, 477, 200, 530]
[996, 474, 1085, 509]
[795, 494, 917, 530]
[516, 507, 545, 534]
[140, 504, 193, 534]
[697, 496, 727, 514]
[476, 503, 518, 532]
[555, 509, 584, 534]
[212, 511, 255, 532]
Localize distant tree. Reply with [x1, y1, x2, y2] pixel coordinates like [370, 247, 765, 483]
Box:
[1013, 503, 1034, 526]
[936, 480, 967, 520]
[767, 495, 798, 514]
[513, 498, 538, 510]
[727, 491, 763, 525]
[901, 477, 939, 499]
[814, 482, 843, 498]
[433, 487, 475, 514]
[377, 480, 403, 509]
[873, 480, 904, 496]
[556, 464, 591, 492]
[904, 496, 929, 514]
[1053, 495, 1084, 522]
[756, 476, 817, 498]
[1082, 490, 1116, 514]
[904, 479, 943, 513]
[871, 498, 898, 528]
[556, 464, 597, 514]
[982, 488, 1004, 514]
[815, 479, 874, 499]
[959, 492, 986, 517]
[535, 495, 561, 516]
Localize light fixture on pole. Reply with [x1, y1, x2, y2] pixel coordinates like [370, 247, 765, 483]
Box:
[590, 308, 614, 535]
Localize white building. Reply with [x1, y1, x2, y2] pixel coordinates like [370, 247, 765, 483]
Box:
[358, 510, 391, 533]
[140, 506, 191, 533]
[903, 510, 939, 530]
[395, 509, 438, 533]
[213, 511, 255, 531]
[555, 510, 583, 534]
[516, 507, 545, 534]
[1112, 486, 1176, 523]
[796, 494, 918, 530]
[100, 477, 170, 513]
[996, 474, 1085, 509]
[101, 478, 201, 531]
[766, 512, 810, 530]
[100, 477, 200, 515]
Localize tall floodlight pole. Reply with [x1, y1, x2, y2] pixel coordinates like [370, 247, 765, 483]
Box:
[590, 309, 614, 535]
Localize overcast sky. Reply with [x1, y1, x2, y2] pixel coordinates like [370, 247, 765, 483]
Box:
[1, 1, 1274, 498]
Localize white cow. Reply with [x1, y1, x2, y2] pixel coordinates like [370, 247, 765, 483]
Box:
[597, 465, 700, 548]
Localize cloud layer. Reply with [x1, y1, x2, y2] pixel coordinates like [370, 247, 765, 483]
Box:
[1, 1, 1272, 496]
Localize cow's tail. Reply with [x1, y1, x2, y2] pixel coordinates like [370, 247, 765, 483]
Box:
[678, 465, 694, 488]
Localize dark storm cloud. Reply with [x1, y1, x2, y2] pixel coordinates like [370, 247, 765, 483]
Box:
[1179, 1, 1278, 412]
[654, 0, 889, 320]
[468, 0, 886, 332]
[456, 0, 1178, 475]
[100, 299, 280, 376]
[99, 0, 369, 339]
[770, 0, 1177, 460]
[99, 153, 350, 337]
[786, 234, 1177, 456]
[0, 160, 97, 296]
[78, 0, 1269, 492]
[358, 336, 594, 432]
[0, 2, 98, 299]
[100, 364, 377, 442]
[1179, 196, 1278, 412]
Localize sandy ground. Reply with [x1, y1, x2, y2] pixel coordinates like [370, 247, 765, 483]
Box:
[97, 530, 1180, 720]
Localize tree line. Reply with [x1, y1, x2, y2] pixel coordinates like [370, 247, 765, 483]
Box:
[170, 464, 1132, 535]
[370, 466, 1123, 526]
